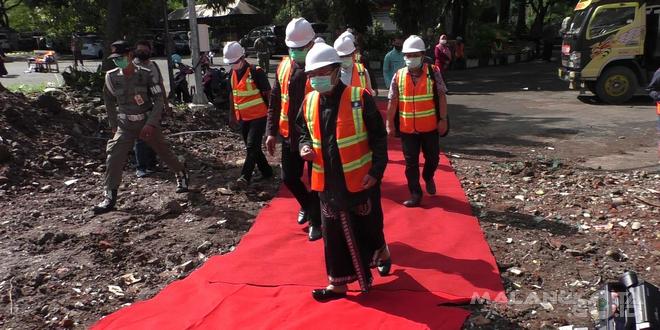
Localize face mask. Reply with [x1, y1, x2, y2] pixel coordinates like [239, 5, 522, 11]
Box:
[310, 75, 334, 93]
[289, 48, 308, 64]
[440, 40, 447, 45]
[340, 57, 353, 69]
[113, 57, 129, 69]
[404, 56, 422, 69]
[394, 45, 402, 51]
[135, 51, 150, 61]
[232, 60, 244, 71]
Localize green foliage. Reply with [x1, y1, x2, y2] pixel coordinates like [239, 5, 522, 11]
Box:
[61, 65, 105, 93]
[467, 23, 499, 58]
[364, 20, 392, 63]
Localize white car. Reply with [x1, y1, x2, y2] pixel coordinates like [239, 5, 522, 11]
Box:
[0, 33, 10, 51]
[80, 36, 103, 59]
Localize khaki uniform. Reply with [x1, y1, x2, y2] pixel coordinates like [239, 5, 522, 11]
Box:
[103, 65, 184, 190]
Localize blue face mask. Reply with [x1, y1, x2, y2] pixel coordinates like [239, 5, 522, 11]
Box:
[310, 75, 334, 93]
[404, 56, 422, 69]
[289, 48, 309, 64]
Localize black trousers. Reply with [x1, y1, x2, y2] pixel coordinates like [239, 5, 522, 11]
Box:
[240, 117, 272, 181]
[281, 141, 321, 227]
[400, 131, 440, 195]
[322, 188, 386, 291]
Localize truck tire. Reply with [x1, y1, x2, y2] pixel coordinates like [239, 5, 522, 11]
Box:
[595, 66, 637, 104]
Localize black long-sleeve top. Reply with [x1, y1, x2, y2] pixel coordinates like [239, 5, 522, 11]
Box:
[647, 68, 660, 102]
[267, 59, 308, 151]
[297, 82, 388, 209]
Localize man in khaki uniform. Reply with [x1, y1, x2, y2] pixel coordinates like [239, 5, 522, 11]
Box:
[93, 41, 189, 215]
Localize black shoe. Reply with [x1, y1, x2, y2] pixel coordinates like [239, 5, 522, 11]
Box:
[253, 170, 273, 182]
[93, 189, 117, 214]
[308, 225, 322, 241]
[377, 258, 392, 276]
[425, 179, 436, 195]
[403, 194, 422, 208]
[176, 171, 189, 193]
[312, 288, 347, 301]
[297, 209, 308, 225]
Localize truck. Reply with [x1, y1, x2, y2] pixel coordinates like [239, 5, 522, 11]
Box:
[558, 0, 660, 103]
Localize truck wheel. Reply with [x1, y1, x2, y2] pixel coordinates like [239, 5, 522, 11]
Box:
[595, 66, 637, 104]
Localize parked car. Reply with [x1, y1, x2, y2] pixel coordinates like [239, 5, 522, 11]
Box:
[80, 35, 103, 59]
[0, 33, 10, 51]
[170, 32, 190, 55]
[239, 25, 286, 56]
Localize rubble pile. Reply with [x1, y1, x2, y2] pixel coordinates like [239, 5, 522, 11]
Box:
[0, 89, 279, 329]
[456, 155, 660, 329]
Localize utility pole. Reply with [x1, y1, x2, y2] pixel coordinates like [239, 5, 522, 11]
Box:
[187, 0, 209, 105]
[163, 0, 175, 95]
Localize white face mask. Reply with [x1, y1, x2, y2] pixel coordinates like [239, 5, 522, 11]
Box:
[440, 40, 448, 45]
[404, 56, 422, 69]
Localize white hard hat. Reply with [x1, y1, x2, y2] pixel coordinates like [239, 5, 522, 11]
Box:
[338, 30, 355, 42]
[402, 35, 425, 53]
[305, 42, 341, 72]
[314, 37, 325, 44]
[333, 35, 355, 57]
[222, 41, 245, 64]
[285, 18, 315, 48]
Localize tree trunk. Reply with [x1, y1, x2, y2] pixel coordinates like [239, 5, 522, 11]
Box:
[102, 0, 123, 71]
[449, 0, 466, 38]
[530, 3, 549, 38]
[515, 0, 527, 36]
[498, 0, 511, 25]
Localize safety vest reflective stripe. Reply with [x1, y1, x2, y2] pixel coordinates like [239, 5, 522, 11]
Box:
[304, 86, 372, 193]
[277, 56, 311, 138]
[231, 66, 267, 121]
[400, 109, 435, 118]
[277, 57, 293, 137]
[351, 63, 367, 89]
[397, 63, 438, 133]
[234, 97, 265, 110]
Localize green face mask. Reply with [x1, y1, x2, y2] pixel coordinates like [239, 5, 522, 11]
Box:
[310, 75, 334, 93]
[340, 57, 353, 69]
[113, 57, 129, 69]
[289, 48, 309, 64]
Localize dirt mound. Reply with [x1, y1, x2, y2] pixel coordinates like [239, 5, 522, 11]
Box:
[0, 88, 105, 186]
[0, 88, 280, 329]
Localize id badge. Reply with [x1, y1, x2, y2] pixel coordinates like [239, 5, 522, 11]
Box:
[134, 94, 145, 106]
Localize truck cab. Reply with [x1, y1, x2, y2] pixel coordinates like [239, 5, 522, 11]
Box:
[559, 0, 660, 103]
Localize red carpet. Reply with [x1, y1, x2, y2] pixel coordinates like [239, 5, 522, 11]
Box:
[92, 104, 505, 329]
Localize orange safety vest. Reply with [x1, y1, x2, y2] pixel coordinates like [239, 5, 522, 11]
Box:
[350, 63, 368, 89]
[231, 66, 267, 121]
[657, 101, 660, 115]
[303, 87, 373, 193]
[396, 63, 438, 133]
[276, 56, 312, 138]
[455, 43, 465, 59]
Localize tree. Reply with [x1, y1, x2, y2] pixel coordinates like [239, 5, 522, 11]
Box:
[528, 0, 553, 37]
[1, 0, 22, 28]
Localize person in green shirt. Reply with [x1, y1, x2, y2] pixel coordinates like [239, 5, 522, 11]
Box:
[382, 36, 405, 86]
